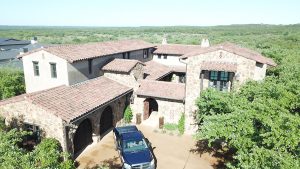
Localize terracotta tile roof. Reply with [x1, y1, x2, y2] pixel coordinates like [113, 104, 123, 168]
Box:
[136, 80, 185, 101]
[18, 40, 155, 63]
[102, 59, 145, 73]
[143, 61, 173, 80]
[181, 42, 277, 66]
[153, 44, 203, 55]
[0, 94, 27, 106]
[170, 66, 186, 73]
[0, 77, 132, 122]
[201, 61, 238, 72]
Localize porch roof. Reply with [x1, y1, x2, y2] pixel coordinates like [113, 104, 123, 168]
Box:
[201, 61, 237, 72]
[0, 77, 133, 122]
[136, 80, 185, 102]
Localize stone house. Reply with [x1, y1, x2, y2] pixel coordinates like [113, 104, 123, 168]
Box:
[0, 38, 276, 156]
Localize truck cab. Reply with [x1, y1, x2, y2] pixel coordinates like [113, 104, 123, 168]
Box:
[113, 125, 155, 169]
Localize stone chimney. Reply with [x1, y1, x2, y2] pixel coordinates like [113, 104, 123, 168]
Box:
[162, 37, 167, 45]
[201, 38, 210, 48]
[31, 37, 38, 44]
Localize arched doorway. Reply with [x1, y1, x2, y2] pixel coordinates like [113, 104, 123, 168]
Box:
[100, 106, 113, 136]
[73, 119, 93, 154]
[143, 98, 158, 120]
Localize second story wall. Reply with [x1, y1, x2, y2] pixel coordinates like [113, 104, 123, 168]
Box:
[67, 49, 152, 85]
[152, 54, 185, 66]
[67, 53, 123, 85]
[22, 50, 68, 93]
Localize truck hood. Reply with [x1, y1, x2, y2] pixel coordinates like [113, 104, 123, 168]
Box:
[122, 149, 152, 165]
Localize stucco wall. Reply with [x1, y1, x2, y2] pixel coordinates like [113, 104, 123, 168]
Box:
[23, 49, 152, 92]
[22, 50, 69, 93]
[153, 54, 185, 66]
[0, 101, 67, 151]
[131, 96, 184, 124]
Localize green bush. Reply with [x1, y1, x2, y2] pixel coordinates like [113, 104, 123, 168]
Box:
[163, 123, 178, 131]
[0, 118, 75, 169]
[0, 68, 25, 100]
[178, 113, 185, 135]
[124, 106, 133, 124]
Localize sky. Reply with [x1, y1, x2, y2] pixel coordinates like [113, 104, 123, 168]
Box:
[0, 0, 299, 26]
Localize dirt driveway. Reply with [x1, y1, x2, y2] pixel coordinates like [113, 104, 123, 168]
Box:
[76, 125, 218, 169]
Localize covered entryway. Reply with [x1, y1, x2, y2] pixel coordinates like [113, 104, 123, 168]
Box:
[73, 119, 93, 154]
[143, 98, 158, 120]
[100, 106, 114, 136]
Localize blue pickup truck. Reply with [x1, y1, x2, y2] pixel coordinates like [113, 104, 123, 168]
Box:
[113, 125, 155, 169]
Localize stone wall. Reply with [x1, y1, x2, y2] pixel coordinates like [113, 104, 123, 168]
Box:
[0, 101, 67, 151]
[103, 63, 144, 91]
[184, 49, 262, 131]
[66, 94, 129, 155]
[131, 96, 184, 124]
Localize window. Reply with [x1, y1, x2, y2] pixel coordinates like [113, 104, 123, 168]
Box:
[256, 62, 264, 68]
[208, 71, 231, 91]
[220, 71, 229, 81]
[88, 59, 93, 74]
[33, 61, 39, 76]
[24, 123, 41, 143]
[50, 63, 57, 78]
[209, 71, 218, 80]
[123, 52, 130, 59]
[163, 54, 168, 59]
[158, 54, 162, 59]
[143, 49, 148, 59]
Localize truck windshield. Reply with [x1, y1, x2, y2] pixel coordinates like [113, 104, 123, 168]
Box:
[123, 139, 148, 152]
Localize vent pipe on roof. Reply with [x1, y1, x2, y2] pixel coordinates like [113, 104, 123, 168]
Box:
[31, 37, 38, 44]
[201, 38, 210, 48]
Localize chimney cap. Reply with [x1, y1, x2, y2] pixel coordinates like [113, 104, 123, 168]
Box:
[201, 38, 210, 48]
[162, 37, 167, 45]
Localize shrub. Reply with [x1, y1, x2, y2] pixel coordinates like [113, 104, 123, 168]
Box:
[0, 68, 25, 100]
[178, 113, 185, 135]
[124, 106, 133, 124]
[33, 138, 75, 169]
[163, 123, 178, 131]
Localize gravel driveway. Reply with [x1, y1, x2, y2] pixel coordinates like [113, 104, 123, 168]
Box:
[76, 125, 218, 169]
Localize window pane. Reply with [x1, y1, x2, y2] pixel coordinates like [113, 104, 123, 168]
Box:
[143, 50, 148, 59]
[50, 63, 57, 78]
[88, 59, 93, 74]
[220, 72, 229, 81]
[209, 71, 218, 80]
[33, 61, 39, 76]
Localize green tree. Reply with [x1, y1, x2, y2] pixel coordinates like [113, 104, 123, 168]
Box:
[124, 106, 133, 123]
[0, 68, 25, 100]
[0, 117, 75, 169]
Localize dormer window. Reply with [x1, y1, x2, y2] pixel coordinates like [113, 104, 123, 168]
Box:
[33, 61, 39, 76]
